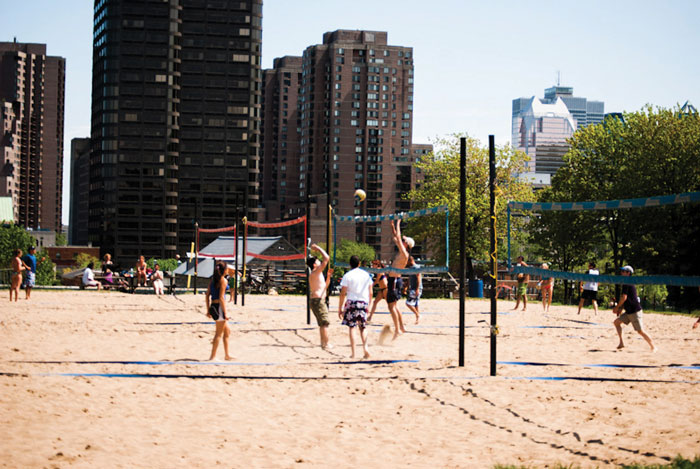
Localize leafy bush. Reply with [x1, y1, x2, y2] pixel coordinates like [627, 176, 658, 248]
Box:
[75, 253, 101, 270]
[35, 248, 57, 285]
[147, 257, 178, 272]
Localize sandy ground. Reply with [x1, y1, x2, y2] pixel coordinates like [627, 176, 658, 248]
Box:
[1, 289, 698, 468]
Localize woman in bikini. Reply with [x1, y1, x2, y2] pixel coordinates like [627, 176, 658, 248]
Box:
[539, 263, 554, 312]
[10, 249, 27, 302]
[205, 261, 233, 360]
[367, 260, 388, 323]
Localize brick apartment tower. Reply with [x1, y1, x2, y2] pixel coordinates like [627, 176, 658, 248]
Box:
[90, 0, 262, 261]
[267, 30, 416, 261]
[261, 56, 303, 222]
[0, 41, 65, 231]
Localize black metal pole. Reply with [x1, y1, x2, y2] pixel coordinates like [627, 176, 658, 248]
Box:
[233, 194, 239, 305]
[325, 167, 331, 307]
[242, 192, 247, 307]
[459, 137, 466, 367]
[489, 135, 497, 376]
[194, 222, 199, 296]
[306, 196, 311, 325]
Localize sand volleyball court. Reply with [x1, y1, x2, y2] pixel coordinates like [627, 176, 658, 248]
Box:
[1, 290, 698, 467]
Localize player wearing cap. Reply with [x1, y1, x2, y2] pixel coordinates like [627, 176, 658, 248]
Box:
[613, 265, 656, 352]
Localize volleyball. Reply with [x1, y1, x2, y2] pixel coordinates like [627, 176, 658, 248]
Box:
[354, 189, 366, 202]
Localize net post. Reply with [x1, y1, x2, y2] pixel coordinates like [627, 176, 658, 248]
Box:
[489, 135, 497, 377]
[306, 198, 311, 326]
[194, 222, 199, 296]
[459, 137, 466, 367]
[507, 204, 512, 270]
[242, 217, 247, 307]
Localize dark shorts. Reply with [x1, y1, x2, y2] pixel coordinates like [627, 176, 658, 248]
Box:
[342, 300, 368, 328]
[386, 277, 403, 304]
[311, 297, 330, 327]
[581, 289, 598, 301]
[208, 303, 226, 322]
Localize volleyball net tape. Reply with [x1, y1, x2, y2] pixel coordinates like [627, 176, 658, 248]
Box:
[508, 191, 700, 212]
[244, 215, 307, 261]
[512, 265, 700, 287]
[196, 225, 236, 258]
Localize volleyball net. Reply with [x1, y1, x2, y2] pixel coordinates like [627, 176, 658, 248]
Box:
[333, 205, 450, 274]
[507, 191, 700, 287]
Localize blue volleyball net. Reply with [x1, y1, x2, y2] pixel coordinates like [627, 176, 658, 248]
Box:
[507, 191, 700, 286]
[333, 205, 450, 274]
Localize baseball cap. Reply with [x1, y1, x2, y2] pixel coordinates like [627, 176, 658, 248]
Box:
[620, 265, 634, 274]
[403, 236, 415, 249]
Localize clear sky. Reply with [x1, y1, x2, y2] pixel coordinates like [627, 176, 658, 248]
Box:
[2, 0, 699, 225]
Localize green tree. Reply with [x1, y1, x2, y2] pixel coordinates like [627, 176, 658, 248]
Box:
[0, 225, 36, 268]
[55, 232, 67, 246]
[529, 186, 606, 302]
[332, 239, 375, 278]
[543, 105, 700, 308]
[404, 134, 533, 278]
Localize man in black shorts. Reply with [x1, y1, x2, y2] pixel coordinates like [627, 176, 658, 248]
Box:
[613, 265, 656, 351]
[577, 262, 599, 314]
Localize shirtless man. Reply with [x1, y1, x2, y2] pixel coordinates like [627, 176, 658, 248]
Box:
[307, 243, 333, 349]
[387, 218, 414, 340]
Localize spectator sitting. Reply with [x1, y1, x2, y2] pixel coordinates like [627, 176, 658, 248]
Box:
[151, 263, 165, 295]
[82, 262, 102, 290]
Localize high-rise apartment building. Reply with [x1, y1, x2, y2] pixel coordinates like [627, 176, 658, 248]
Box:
[261, 30, 415, 260]
[0, 41, 65, 231]
[512, 85, 604, 180]
[69, 137, 90, 246]
[89, 0, 262, 260]
[261, 55, 302, 222]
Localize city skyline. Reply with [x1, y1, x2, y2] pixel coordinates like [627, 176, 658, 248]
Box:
[2, 0, 699, 225]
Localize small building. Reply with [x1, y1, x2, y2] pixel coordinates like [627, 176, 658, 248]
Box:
[46, 245, 100, 269]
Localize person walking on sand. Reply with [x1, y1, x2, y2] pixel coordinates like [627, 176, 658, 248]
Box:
[613, 265, 656, 352]
[539, 263, 554, 312]
[206, 261, 233, 360]
[577, 262, 599, 315]
[367, 260, 388, 323]
[338, 255, 373, 359]
[405, 256, 423, 324]
[387, 219, 414, 339]
[10, 249, 28, 302]
[22, 246, 37, 300]
[512, 256, 529, 311]
[307, 243, 334, 349]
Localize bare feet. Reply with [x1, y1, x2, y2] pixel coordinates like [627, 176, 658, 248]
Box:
[616, 343, 625, 350]
[650, 346, 657, 353]
[693, 321, 699, 329]
[225, 355, 234, 360]
[415, 314, 420, 324]
[363, 351, 370, 359]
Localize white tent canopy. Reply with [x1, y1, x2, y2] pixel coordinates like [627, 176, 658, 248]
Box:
[174, 236, 301, 278]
